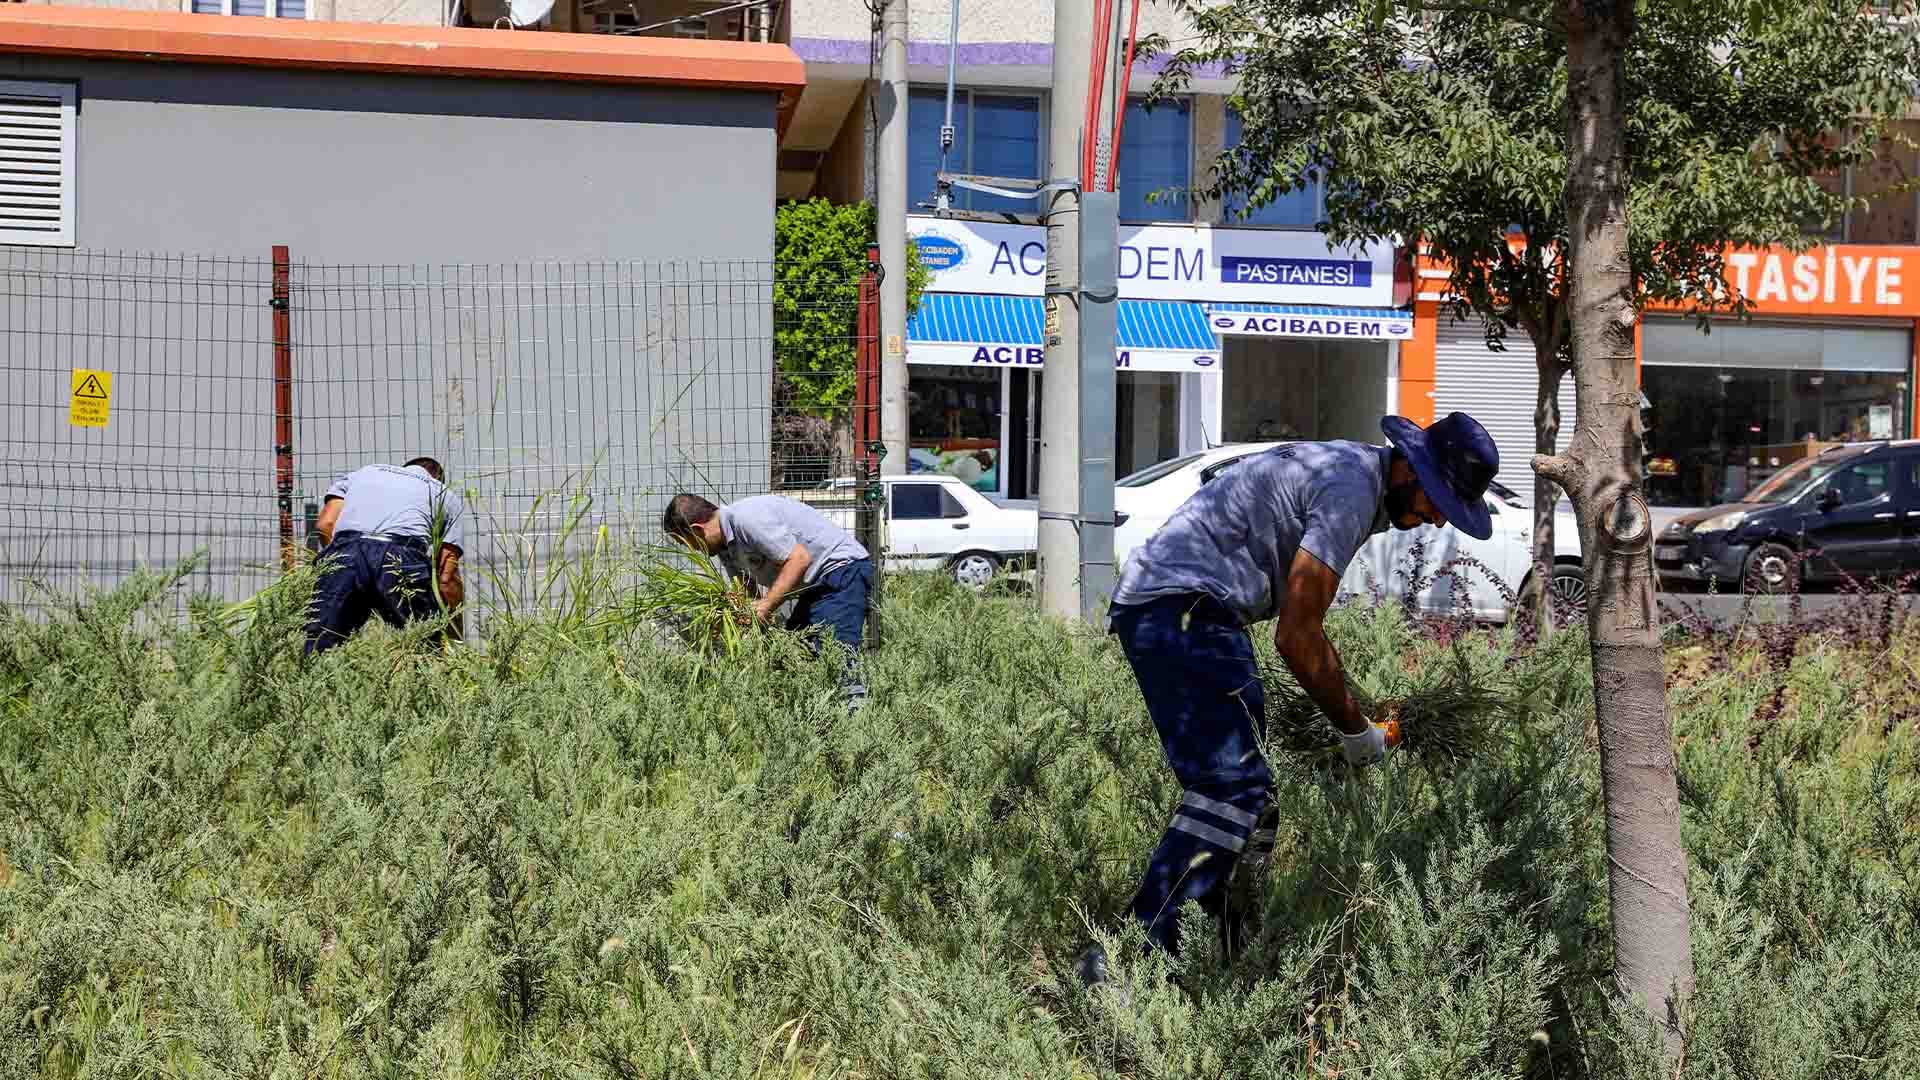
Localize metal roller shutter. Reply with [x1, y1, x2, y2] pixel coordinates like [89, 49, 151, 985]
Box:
[1432, 321, 1576, 501]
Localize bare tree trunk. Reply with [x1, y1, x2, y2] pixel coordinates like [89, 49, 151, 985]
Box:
[1531, 341, 1565, 634]
[1540, 0, 1694, 1060]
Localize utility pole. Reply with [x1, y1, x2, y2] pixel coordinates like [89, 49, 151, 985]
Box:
[1039, 0, 1120, 621]
[876, 0, 910, 475]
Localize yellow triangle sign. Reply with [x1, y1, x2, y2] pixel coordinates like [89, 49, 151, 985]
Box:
[70, 368, 112, 428]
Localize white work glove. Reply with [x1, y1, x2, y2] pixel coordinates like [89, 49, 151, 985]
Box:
[1340, 723, 1388, 767]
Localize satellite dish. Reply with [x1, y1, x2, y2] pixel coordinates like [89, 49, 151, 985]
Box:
[506, 0, 554, 27]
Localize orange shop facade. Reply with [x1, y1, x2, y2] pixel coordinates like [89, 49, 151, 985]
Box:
[1400, 244, 1920, 511]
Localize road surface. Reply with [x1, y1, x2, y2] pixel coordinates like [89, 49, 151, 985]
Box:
[1657, 591, 1920, 628]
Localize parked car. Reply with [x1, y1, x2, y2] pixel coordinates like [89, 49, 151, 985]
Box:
[1112, 443, 1585, 623]
[1111, 443, 1287, 565]
[795, 474, 1034, 587]
[1653, 439, 1920, 593]
[1342, 478, 1585, 623]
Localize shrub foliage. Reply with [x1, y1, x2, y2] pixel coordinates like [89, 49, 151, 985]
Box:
[2, 569, 1919, 1077]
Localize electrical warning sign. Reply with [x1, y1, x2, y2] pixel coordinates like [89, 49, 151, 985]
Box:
[70, 369, 112, 428]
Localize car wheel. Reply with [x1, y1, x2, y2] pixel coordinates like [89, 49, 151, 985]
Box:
[948, 551, 1000, 590]
[1518, 563, 1588, 628]
[1743, 543, 1797, 595]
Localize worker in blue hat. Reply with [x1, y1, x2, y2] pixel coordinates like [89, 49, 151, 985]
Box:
[1080, 411, 1500, 982]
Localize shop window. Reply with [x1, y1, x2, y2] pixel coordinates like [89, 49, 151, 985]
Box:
[1221, 108, 1324, 228]
[908, 367, 1002, 493]
[1640, 318, 1913, 508]
[1119, 98, 1191, 223]
[908, 89, 1042, 214]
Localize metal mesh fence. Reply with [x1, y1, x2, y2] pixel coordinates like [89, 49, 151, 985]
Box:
[0, 246, 878, 628]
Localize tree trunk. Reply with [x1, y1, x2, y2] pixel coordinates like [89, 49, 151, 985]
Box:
[1540, 0, 1694, 1059]
[1531, 342, 1565, 634]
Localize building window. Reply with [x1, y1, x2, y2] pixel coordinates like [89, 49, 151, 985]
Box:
[1222, 107, 1324, 229]
[1118, 97, 1190, 223]
[191, 0, 309, 16]
[0, 80, 76, 248]
[908, 89, 1042, 215]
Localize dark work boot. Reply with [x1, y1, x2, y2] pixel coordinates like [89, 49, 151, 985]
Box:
[1223, 804, 1280, 958]
[1074, 943, 1111, 987]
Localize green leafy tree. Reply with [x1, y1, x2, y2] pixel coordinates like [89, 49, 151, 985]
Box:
[774, 198, 930, 415]
[1156, 0, 1919, 1055]
[1158, 0, 1915, 626]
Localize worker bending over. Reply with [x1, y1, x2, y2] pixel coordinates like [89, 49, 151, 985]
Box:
[663, 492, 875, 708]
[305, 456, 467, 657]
[1081, 411, 1500, 982]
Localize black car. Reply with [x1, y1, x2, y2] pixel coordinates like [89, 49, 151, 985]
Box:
[1653, 440, 1920, 592]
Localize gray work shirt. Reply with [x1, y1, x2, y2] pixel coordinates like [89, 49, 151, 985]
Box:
[325, 463, 469, 552]
[718, 495, 870, 592]
[1109, 441, 1391, 626]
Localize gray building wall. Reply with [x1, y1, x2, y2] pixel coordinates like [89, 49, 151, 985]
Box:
[0, 56, 783, 619]
[0, 56, 776, 261]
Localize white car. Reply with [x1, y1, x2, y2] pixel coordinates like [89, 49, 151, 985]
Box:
[796, 474, 1034, 588]
[1112, 443, 1288, 564]
[1111, 444, 1586, 623]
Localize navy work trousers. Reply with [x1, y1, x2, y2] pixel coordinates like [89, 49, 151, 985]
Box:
[303, 534, 447, 658]
[786, 558, 874, 652]
[786, 558, 874, 703]
[1110, 593, 1273, 955]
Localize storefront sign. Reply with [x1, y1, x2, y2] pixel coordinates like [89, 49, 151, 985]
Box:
[1209, 310, 1413, 341]
[908, 215, 1397, 307]
[907, 341, 1220, 373]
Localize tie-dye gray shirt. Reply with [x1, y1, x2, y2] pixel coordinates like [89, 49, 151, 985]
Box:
[1109, 441, 1391, 627]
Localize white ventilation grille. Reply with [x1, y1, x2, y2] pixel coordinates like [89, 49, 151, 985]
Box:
[0, 82, 75, 248]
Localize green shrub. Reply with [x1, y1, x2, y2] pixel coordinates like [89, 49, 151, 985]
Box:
[2, 570, 1917, 1078]
[773, 198, 930, 414]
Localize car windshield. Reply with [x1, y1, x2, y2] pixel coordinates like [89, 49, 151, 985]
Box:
[1740, 449, 1870, 504]
[1116, 452, 1206, 488]
[1486, 479, 1526, 508]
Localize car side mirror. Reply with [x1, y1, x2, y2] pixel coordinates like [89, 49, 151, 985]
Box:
[1818, 486, 1843, 512]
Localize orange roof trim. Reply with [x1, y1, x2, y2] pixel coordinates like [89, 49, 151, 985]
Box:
[0, 5, 805, 134]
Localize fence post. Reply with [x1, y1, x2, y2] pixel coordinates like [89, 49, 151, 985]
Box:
[272, 245, 295, 572]
[856, 243, 883, 648]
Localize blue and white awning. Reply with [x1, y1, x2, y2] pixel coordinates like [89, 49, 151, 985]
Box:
[1205, 303, 1413, 342]
[908, 294, 1221, 373]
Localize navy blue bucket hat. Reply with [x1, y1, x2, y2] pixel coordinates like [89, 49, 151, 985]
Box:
[1380, 412, 1500, 541]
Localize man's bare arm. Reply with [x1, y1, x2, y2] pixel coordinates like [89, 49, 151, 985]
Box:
[1271, 547, 1367, 736]
[436, 546, 464, 612]
[316, 497, 344, 546]
[754, 544, 812, 621]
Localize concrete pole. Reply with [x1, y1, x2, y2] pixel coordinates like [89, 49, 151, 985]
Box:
[1038, 0, 1106, 620]
[877, 0, 911, 476]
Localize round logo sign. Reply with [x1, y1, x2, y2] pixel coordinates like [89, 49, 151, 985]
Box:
[1192, 354, 1217, 368]
[913, 232, 967, 273]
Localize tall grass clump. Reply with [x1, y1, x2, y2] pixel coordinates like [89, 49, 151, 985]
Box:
[2, 556, 1919, 1078]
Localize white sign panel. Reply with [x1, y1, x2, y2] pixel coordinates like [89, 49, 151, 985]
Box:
[1870, 403, 1894, 440]
[1209, 309, 1413, 342]
[909, 215, 1398, 307]
[909, 341, 1221, 373]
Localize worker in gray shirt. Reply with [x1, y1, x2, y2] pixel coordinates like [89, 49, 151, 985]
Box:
[663, 492, 875, 706]
[305, 456, 468, 657]
[1079, 411, 1500, 983]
